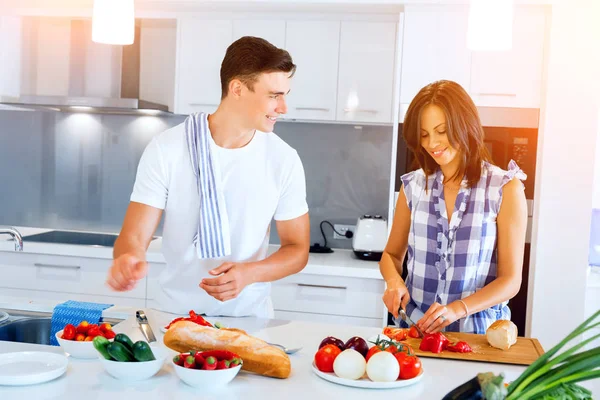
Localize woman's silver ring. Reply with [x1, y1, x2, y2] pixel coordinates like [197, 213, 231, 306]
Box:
[439, 315, 446, 322]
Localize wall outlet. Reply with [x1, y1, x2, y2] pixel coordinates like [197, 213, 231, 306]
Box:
[333, 224, 355, 239]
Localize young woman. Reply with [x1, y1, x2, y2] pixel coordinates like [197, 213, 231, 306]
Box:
[380, 80, 528, 334]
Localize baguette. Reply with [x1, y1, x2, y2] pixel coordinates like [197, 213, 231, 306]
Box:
[163, 320, 291, 379]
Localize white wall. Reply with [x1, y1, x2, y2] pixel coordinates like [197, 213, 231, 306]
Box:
[528, 0, 600, 352]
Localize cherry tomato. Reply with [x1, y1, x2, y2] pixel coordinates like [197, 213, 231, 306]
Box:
[314, 344, 341, 372]
[76, 321, 89, 334]
[62, 324, 76, 340]
[408, 326, 421, 338]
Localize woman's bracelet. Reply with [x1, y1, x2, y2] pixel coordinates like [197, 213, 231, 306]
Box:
[457, 299, 469, 318]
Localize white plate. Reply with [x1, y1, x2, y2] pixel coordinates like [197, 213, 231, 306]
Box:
[312, 363, 424, 389]
[0, 351, 69, 386]
[160, 326, 167, 333]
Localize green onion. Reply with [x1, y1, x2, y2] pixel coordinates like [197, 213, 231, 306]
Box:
[506, 309, 600, 400]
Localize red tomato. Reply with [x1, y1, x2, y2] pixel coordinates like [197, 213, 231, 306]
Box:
[103, 330, 116, 339]
[398, 355, 422, 380]
[62, 324, 76, 340]
[366, 346, 382, 361]
[84, 336, 94, 342]
[314, 344, 341, 372]
[408, 326, 421, 339]
[76, 321, 89, 334]
[75, 333, 86, 341]
[99, 323, 112, 332]
[384, 344, 399, 354]
[394, 329, 408, 341]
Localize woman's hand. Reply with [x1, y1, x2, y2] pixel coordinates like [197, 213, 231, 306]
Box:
[417, 302, 463, 333]
[382, 279, 411, 319]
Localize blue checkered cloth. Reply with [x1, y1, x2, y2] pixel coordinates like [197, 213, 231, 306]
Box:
[400, 160, 526, 334]
[50, 300, 113, 346]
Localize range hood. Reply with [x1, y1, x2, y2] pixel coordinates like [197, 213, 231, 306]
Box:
[5, 18, 171, 115]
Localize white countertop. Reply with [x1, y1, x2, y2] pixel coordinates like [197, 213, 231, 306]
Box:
[0, 227, 383, 280]
[0, 306, 527, 399]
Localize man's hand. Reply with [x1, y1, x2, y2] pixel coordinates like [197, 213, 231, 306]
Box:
[199, 262, 252, 302]
[106, 254, 148, 291]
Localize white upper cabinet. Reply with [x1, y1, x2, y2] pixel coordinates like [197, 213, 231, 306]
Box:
[400, 5, 471, 106]
[337, 21, 397, 124]
[0, 16, 22, 100]
[284, 20, 340, 121]
[174, 18, 233, 115]
[232, 20, 286, 48]
[469, 7, 548, 108]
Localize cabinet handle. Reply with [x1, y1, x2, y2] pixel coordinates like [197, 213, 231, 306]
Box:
[343, 108, 378, 114]
[295, 107, 330, 112]
[34, 263, 81, 270]
[297, 283, 347, 290]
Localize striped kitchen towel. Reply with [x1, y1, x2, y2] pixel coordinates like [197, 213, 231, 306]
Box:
[185, 112, 231, 259]
[49, 300, 113, 346]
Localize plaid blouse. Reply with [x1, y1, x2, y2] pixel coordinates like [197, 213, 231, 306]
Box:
[400, 160, 526, 334]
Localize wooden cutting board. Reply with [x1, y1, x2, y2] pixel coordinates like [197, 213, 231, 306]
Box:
[402, 332, 544, 365]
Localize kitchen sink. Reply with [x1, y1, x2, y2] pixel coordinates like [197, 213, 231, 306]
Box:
[0, 318, 53, 345]
[0, 309, 123, 345]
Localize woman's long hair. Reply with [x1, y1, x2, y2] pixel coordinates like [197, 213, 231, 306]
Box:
[403, 80, 491, 187]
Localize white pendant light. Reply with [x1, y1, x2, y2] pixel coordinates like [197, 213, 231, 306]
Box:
[92, 0, 135, 45]
[467, 0, 514, 51]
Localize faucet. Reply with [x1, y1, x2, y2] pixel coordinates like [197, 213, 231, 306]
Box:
[0, 227, 23, 251]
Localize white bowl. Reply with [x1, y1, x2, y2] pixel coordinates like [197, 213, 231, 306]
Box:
[55, 330, 102, 359]
[172, 360, 242, 388]
[99, 345, 167, 381]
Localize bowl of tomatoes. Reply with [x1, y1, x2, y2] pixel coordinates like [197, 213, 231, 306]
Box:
[171, 350, 243, 388]
[56, 321, 115, 359]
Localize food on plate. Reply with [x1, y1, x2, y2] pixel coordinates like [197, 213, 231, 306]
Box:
[486, 319, 518, 350]
[343, 336, 369, 357]
[366, 351, 400, 382]
[446, 341, 473, 353]
[367, 334, 390, 348]
[383, 326, 408, 341]
[163, 320, 291, 379]
[394, 352, 422, 380]
[165, 310, 214, 330]
[333, 349, 366, 380]
[62, 321, 115, 341]
[173, 350, 242, 370]
[319, 336, 345, 351]
[94, 333, 156, 362]
[314, 344, 342, 373]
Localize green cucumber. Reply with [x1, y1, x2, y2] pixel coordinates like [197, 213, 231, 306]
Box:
[93, 336, 113, 360]
[114, 333, 134, 351]
[132, 341, 156, 362]
[107, 341, 135, 362]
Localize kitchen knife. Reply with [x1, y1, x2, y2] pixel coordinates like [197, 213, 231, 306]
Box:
[136, 310, 157, 343]
[398, 307, 424, 338]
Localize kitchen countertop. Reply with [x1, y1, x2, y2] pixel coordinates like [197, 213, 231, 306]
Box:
[0, 227, 383, 280]
[0, 306, 527, 399]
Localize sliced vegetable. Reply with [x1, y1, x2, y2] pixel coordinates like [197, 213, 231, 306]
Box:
[447, 341, 473, 353]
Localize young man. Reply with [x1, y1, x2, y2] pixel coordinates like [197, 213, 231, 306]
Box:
[106, 37, 310, 318]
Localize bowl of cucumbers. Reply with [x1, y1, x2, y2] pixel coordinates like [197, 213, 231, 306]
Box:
[93, 333, 167, 381]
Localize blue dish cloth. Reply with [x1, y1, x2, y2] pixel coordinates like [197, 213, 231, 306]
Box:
[50, 300, 113, 346]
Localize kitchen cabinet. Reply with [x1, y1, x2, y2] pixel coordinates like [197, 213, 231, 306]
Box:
[271, 273, 385, 327]
[469, 7, 547, 108]
[400, 5, 547, 110]
[232, 20, 286, 49]
[0, 16, 22, 101]
[400, 5, 471, 106]
[336, 21, 397, 124]
[0, 252, 146, 307]
[174, 18, 233, 115]
[283, 20, 340, 121]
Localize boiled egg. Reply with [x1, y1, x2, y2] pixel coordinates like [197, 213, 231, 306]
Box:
[333, 349, 366, 380]
[366, 351, 399, 382]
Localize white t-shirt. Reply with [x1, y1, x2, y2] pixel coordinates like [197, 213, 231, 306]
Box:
[130, 122, 308, 317]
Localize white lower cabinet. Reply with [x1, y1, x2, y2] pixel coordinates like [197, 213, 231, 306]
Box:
[0, 252, 146, 307]
[271, 274, 386, 327]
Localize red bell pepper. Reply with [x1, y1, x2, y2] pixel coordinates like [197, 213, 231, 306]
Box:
[419, 332, 450, 354]
[446, 341, 473, 353]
